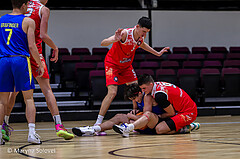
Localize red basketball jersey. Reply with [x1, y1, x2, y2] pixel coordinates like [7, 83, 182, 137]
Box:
[151, 82, 196, 113]
[105, 27, 144, 69]
[25, 0, 43, 49]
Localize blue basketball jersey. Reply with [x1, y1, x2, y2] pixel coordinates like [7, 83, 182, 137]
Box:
[136, 93, 165, 115]
[0, 14, 29, 57]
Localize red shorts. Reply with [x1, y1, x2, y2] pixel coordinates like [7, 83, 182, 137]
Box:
[171, 106, 197, 131]
[30, 51, 49, 79]
[105, 63, 137, 86]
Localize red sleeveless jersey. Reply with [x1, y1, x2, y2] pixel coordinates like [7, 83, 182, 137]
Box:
[105, 27, 144, 69]
[151, 82, 196, 113]
[25, 0, 44, 50]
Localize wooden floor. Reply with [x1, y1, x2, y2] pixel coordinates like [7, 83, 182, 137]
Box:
[1, 115, 240, 159]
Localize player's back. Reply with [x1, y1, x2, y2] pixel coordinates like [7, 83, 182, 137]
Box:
[25, 0, 43, 46]
[153, 82, 196, 113]
[0, 14, 29, 57]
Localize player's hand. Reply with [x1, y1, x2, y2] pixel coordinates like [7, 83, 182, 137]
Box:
[114, 28, 124, 42]
[156, 47, 170, 57]
[50, 48, 59, 63]
[37, 63, 45, 77]
[130, 109, 140, 115]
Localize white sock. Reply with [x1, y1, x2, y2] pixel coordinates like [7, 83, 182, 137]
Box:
[95, 115, 104, 125]
[92, 125, 101, 132]
[0, 125, 2, 139]
[53, 115, 62, 125]
[128, 124, 134, 131]
[28, 123, 35, 134]
[4, 116, 9, 125]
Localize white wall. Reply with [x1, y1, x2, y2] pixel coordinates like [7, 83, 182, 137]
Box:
[152, 11, 240, 48]
[1, 10, 240, 59]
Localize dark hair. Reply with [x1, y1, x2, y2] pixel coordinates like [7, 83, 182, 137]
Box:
[138, 74, 154, 86]
[138, 16, 152, 29]
[11, 0, 29, 9]
[124, 83, 141, 100]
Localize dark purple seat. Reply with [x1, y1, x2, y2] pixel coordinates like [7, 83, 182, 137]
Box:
[75, 63, 95, 91]
[135, 48, 148, 55]
[226, 53, 240, 60]
[139, 61, 159, 70]
[187, 54, 205, 61]
[192, 47, 210, 54]
[221, 68, 240, 97]
[61, 55, 81, 63]
[206, 53, 225, 62]
[49, 48, 70, 80]
[167, 54, 187, 61]
[201, 68, 221, 97]
[210, 47, 228, 53]
[145, 54, 164, 61]
[229, 46, 240, 53]
[134, 54, 145, 62]
[96, 62, 104, 70]
[160, 61, 180, 70]
[203, 60, 222, 69]
[156, 69, 178, 85]
[172, 47, 190, 54]
[89, 70, 107, 101]
[82, 55, 102, 63]
[72, 48, 91, 56]
[177, 69, 198, 100]
[92, 47, 109, 55]
[223, 60, 240, 68]
[135, 69, 154, 77]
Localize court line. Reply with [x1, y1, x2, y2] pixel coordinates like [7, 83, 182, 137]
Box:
[12, 121, 240, 132]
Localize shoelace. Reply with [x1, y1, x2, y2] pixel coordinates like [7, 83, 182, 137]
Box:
[33, 132, 41, 139]
[59, 125, 70, 133]
[2, 122, 14, 136]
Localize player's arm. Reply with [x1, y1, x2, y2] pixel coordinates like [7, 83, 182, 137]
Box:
[140, 42, 169, 57]
[154, 92, 175, 118]
[143, 94, 153, 113]
[23, 18, 44, 77]
[40, 6, 58, 63]
[101, 28, 127, 46]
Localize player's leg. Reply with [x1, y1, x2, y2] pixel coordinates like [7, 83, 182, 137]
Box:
[21, 89, 41, 144]
[0, 92, 10, 145]
[34, 61, 73, 140]
[1, 91, 17, 142]
[95, 84, 118, 125]
[113, 111, 159, 137]
[73, 113, 129, 136]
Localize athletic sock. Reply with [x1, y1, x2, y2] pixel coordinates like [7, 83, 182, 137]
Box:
[0, 125, 2, 139]
[128, 124, 134, 131]
[92, 125, 101, 132]
[4, 116, 9, 125]
[95, 115, 104, 125]
[53, 115, 62, 125]
[28, 123, 36, 134]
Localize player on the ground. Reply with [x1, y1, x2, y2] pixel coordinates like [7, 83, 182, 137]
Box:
[2, 0, 74, 142]
[94, 17, 169, 134]
[0, 0, 44, 145]
[113, 74, 200, 137]
[72, 83, 165, 136]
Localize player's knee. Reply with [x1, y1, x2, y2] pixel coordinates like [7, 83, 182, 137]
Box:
[107, 90, 117, 98]
[155, 126, 164, 135]
[143, 111, 153, 119]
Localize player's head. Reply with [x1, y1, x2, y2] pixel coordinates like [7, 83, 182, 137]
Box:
[11, 0, 29, 10]
[124, 83, 143, 103]
[136, 16, 151, 38]
[40, 0, 48, 5]
[138, 74, 154, 94]
[138, 17, 152, 30]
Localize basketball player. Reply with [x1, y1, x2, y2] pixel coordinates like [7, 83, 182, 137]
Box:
[2, 0, 74, 142]
[94, 17, 170, 133]
[72, 83, 165, 136]
[113, 74, 200, 137]
[0, 0, 44, 145]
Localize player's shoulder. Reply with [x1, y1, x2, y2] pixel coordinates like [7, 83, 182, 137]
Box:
[23, 17, 35, 25]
